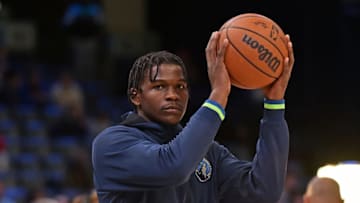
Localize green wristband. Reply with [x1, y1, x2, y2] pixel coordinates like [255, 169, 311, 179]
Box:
[202, 100, 225, 121]
[264, 99, 285, 110]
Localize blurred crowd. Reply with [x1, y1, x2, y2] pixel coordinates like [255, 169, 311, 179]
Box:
[0, 66, 121, 202]
[0, 2, 125, 201]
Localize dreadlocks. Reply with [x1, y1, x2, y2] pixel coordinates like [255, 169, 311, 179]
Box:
[127, 50, 189, 101]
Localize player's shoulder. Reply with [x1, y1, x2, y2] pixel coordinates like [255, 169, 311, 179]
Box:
[94, 124, 143, 143]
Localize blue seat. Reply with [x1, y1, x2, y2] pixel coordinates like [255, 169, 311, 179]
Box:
[4, 186, 28, 203]
[20, 135, 49, 155]
[0, 103, 10, 120]
[0, 119, 18, 136]
[43, 103, 63, 120]
[44, 168, 66, 184]
[4, 134, 20, 154]
[62, 187, 83, 200]
[16, 168, 44, 188]
[51, 135, 79, 154]
[11, 152, 40, 169]
[25, 119, 46, 136]
[15, 104, 37, 120]
[43, 152, 66, 168]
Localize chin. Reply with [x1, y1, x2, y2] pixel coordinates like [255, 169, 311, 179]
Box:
[163, 119, 181, 126]
[159, 116, 182, 126]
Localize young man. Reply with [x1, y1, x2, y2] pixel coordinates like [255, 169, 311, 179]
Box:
[303, 177, 343, 203]
[92, 31, 295, 203]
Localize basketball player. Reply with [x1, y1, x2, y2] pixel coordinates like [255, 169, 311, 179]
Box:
[92, 31, 295, 202]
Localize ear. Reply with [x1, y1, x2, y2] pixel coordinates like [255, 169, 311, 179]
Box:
[129, 88, 141, 106]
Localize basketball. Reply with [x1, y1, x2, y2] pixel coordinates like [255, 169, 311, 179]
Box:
[219, 13, 288, 89]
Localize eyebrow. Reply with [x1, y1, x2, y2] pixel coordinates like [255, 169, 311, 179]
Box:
[151, 78, 187, 83]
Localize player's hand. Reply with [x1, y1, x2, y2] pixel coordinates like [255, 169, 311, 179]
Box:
[205, 31, 231, 108]
[263, 34, 294, 100]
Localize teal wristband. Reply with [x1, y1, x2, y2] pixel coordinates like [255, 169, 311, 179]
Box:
[202, 100, 225, 121]
[264, 99, 285, 110]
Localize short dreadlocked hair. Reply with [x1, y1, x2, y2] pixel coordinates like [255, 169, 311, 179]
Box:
[127, 50, 189, 107]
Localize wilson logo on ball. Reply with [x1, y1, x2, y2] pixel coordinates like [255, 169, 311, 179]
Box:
[242, 34, 281, 72]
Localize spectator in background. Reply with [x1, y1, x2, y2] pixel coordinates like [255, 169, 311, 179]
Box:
[50, 71, 84, 112]
[62, 0, 106, 81]
[303, 176, 343, 203]
[49, 71, 88, 145]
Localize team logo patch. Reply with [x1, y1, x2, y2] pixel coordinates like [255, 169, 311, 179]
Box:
[195, 158, 212, 182]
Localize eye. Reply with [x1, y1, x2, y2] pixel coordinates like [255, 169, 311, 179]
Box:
[178, 84, 187, 90]
[153, 85, 164, 90]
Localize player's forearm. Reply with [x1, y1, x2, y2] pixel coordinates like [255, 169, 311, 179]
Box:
[208, 89, 229, 109]
[250, 109, 289, 201]
[166, 100, 225, 179]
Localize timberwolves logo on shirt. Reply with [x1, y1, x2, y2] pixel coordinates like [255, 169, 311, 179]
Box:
[195, 158, 212, 182]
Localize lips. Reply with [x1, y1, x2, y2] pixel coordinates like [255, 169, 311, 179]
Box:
[162, 104, 183, 112]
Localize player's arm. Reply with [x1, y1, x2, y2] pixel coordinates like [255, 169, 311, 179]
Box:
[263, 34, 294, 100]
[92, 102, 225, 191]
[217, 106, 289, 202]
[218, 34, 294, 202]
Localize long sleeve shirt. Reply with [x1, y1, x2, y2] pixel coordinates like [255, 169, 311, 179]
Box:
[92, 104, 289, 203]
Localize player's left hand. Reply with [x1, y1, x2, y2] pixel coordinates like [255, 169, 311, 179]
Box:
[263, 34, 295, 100]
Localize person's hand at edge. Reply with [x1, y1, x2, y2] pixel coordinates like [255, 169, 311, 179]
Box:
[206, 31, 231, 108]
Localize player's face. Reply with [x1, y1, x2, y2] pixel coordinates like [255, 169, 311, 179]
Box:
[134, 64, 189, 125]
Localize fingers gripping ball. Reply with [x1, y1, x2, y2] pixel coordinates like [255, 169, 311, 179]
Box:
[219, 13, 288, 89]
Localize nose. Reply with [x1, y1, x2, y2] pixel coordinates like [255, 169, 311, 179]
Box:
[165, 87, 179, 100]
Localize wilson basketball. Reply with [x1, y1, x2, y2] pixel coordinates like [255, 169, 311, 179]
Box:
[219, 13, 288, 89]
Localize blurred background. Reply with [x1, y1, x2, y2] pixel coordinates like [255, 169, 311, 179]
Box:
[0, 0, 359, 202]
